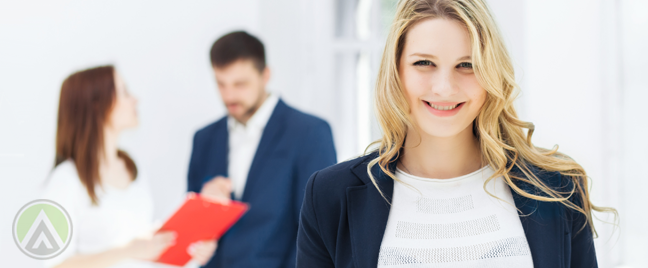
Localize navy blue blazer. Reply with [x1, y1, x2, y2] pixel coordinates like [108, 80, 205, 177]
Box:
[297, 152, 597, 268]
[188, 99, 337, 268]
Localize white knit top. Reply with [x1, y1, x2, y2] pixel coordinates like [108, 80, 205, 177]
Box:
[377, 165, 534, 268]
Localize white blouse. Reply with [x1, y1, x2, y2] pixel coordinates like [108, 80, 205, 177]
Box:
[377, 165, 534, 268]
[40, 160, 183, 268]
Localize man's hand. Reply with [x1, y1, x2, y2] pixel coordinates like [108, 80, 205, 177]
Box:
[188, 240, 218, 266]
[200, 176, 232, 204]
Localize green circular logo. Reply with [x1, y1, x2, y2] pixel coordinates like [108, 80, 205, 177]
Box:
[12, 199, 73, 259]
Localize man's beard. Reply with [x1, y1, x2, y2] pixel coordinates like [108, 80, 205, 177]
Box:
[231, 92, 267, 122]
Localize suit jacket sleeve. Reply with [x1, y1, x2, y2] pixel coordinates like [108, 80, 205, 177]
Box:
[297, 171, 335, 267]
[289, 120, 336, 267]
[295, 120, 337, 220]
[568, 175, 598, 268]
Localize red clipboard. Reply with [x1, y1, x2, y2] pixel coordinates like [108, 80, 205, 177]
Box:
[155, 192, 248, 266]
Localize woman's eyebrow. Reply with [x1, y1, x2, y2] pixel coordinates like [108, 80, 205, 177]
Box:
[409, 53, 437, 59]
[408, 53, 471, 61]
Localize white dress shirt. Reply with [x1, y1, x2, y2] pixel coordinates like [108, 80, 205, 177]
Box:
[377, 165, 533, 268]
[227, 94, 279, 200]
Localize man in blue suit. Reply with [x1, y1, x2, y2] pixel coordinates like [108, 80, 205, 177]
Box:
[187, 31, 337, 268]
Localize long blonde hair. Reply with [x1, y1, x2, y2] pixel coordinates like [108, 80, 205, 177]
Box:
[368, 0, 617, 235]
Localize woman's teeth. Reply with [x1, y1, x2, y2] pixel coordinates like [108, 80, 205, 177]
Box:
[428, 102, 460, 110]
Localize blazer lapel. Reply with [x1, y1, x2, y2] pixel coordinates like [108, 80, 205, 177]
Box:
[208, 120, 229, 183]
[511, 182, 565, 268]
[347, 156, 394, 268]
[242, 100, 288, 201]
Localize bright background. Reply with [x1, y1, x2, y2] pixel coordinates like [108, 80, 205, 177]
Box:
[1, 0, 646, 267]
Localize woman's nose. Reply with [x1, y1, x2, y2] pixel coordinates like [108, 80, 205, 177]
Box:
[431, 70, 457, 96]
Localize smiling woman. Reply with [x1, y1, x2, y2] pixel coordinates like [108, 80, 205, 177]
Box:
[296, 0, 617, 267]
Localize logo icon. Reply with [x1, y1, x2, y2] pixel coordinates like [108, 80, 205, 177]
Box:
[13, 199, 73, 259]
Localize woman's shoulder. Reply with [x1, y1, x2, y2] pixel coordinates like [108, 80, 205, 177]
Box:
[301, 154, 376, 226]
[509, 161, 575, 195]
[304, 153, 382, 213]
[310, 153, 376, 189]
[46, 160, 82, 188]
[42, 159, 88, 206]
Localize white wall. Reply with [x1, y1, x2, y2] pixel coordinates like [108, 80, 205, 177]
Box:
[1, 0, 646, 267]
[618, 0, 648, 266]
[522, 1, 648, 267]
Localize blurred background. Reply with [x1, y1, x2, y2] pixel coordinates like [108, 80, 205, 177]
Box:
[0, 0, 646, 267]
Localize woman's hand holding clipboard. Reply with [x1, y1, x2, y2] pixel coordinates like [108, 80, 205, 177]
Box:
[154, 191, 249, 267]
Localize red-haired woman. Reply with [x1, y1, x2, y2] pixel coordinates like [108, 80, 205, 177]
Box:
[42, 66, 215, 268]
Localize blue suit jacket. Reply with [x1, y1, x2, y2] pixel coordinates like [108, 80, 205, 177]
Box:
[297, 152, 597, 268]
[188, 99, 337, 268]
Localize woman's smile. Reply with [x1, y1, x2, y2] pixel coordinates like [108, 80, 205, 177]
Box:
[423, 100, 465, 117]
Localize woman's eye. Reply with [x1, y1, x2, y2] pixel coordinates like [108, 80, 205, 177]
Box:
[413, 60, 434, 66]
[457, 62, 473, 69]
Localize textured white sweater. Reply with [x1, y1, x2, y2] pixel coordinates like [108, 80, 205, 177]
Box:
[377, 165, 534, 268]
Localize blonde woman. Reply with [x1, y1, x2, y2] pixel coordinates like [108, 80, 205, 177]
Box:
[296, 0, 615, 267]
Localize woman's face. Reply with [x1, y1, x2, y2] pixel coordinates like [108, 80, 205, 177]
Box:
[399, 18, 487, 138]
[108, 72, 139, 132]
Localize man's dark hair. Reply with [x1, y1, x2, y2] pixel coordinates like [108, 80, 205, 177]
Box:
[210, 31, 266, 72]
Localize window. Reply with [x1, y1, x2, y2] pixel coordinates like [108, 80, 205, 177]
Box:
[332, 0, 398, 159]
